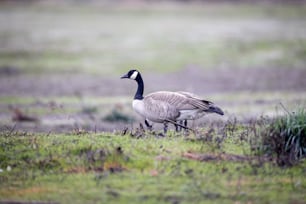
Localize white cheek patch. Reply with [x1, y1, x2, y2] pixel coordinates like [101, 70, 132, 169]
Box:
[130, 71, 138, 80]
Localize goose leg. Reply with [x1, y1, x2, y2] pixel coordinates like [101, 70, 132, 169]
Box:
[183, 120, 189, 134]
[184, 120, 187, 127]
[175, 122, 181, 132]
[191, 120, 196, 130]
[163, 122, 168, 134]
[145, 119, 153, 131]
[175, 121, 184, 132]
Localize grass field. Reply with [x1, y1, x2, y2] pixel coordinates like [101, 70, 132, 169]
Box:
[0, 1, 306, 203]
[1, 127, 305, 204]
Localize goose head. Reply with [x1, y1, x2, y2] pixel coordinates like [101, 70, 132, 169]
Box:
[121, 69, 144, 100]
[121, 69, 140, 80]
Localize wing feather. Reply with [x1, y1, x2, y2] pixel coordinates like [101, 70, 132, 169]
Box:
[177, 91, 212, 110]
[143, 96, 180, 121]
[143, 91, 218, 122]
[145, 91, 196, 110]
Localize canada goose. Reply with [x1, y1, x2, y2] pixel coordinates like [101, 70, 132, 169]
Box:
[121, 69, 224, 133]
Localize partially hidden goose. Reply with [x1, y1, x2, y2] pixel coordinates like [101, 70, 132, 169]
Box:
[121, 69, 224, 133]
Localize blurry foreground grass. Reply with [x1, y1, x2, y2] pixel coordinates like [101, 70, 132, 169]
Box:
[0, 115, 305, 204]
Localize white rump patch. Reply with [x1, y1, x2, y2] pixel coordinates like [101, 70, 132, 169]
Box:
[177, 110, 202, 120]
[130, 71, 138, 80]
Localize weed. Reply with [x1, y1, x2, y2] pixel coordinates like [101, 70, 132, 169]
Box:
[103, 109, 135, 123]
[260, 108, 306, 166]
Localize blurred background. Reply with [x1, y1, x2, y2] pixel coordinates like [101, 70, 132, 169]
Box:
[0, 0, 306, 132]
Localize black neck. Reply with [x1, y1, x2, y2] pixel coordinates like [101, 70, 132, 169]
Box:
[134, 74, 144, 100]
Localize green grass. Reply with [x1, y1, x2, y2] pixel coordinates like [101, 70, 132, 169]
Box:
[0, 127, 305, 204]
[1, 2, 306, 75]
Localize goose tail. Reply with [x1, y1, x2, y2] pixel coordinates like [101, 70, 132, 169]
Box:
[208, 105, 224, 115]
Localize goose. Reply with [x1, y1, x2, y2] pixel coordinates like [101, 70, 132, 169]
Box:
[121, 69, 224, 133]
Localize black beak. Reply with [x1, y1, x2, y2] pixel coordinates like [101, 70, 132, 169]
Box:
[120, 74, 129, 79]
